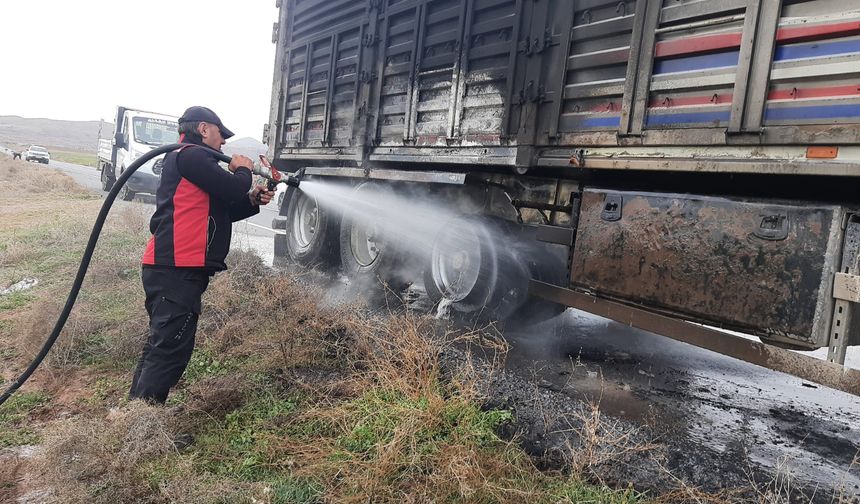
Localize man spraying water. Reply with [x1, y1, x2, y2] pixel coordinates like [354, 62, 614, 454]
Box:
[129, 106, 275, 404]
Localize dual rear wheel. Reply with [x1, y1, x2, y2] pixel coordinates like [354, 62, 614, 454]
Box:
[280, 180, 564, 322]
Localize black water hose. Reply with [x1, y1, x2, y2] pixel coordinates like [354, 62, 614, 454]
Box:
[0, 143, 234, 407]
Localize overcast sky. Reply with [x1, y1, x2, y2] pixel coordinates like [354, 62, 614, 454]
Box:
[0, 1, 278, 140]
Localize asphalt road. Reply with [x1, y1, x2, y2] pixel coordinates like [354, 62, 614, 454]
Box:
[501, 311, 860, 495]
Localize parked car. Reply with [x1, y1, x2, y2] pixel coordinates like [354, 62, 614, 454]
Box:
[23, 145, 50, 164]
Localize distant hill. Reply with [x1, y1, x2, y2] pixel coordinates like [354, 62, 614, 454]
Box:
[0, 116, 113, 152]
[223, 137, 268, 159]
[0, 116, 269, 158]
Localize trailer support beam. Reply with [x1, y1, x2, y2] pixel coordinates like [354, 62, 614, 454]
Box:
[529, 280, 860, 397]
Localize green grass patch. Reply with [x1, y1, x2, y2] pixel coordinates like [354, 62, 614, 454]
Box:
[336, 390, 511, 456]
[0, 390, 51, 447]
[51, 150, 98, 168]
[551, 480, 646, 503]
[192, 392, 300, 480]
[0, 224, 89, 289]
[0, 291, 35, 312]
[182, 348, 241, 385]
[85, 376, 129, 407]
[268, 475, 324, 504]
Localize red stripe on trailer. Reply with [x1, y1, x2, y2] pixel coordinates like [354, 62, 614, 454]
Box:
[768, 84, 860, 101]
[648, 93, 734, 108]
[655, 33, 743, 58]
[776, 20, 860, 44]
[653, 20, 860, 60]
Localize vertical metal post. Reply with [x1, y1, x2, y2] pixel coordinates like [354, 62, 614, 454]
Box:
[269, 1, 292, 151]
[517, 0, 550, 145]
[297, 43, 313, 146]
[502, 0, 527, 137]
[448, 0, 473, 140]
[728, 0, 782, 134]
[369, 14, 390, 147]
[322, 33, 339, 146]
[628, 0, 662, 136]
[547, 2, 576, 140]
[352, 23, 368, 159]
[405, 4, 427, 142]
[617, 0, 650, 135]
[828, 216, 860, 365]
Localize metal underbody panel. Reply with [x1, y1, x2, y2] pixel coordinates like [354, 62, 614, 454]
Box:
[570, 189, 842, 348]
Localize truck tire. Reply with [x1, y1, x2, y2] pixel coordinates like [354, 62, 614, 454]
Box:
[100, 162, 115, 191]
[117, 169, 135, 201]
[284, 185, 339, 267]
[338, 181, 410, 293]
[424, 216, 531, 322]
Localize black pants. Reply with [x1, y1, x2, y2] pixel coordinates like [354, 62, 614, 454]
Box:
[129, 267, 210, 404]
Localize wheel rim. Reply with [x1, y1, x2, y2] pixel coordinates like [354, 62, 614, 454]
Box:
[431, 221, 482, 302]
[349, 218, 379, 267]
[346, 183, 382, 268]
[291, 193, 319, 251]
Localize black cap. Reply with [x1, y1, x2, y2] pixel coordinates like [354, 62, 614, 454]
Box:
[178, 106, 235, 139]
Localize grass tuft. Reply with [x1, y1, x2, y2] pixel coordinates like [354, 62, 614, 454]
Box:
[0, 390, 51, 447]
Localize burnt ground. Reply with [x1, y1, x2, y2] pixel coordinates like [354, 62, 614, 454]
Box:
[261, 264, 860, 502]
[388, 279, 860, 502]
[487, 310, 860, 502]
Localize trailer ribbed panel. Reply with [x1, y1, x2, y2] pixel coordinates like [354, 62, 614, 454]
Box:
[643, 0, 745, 129]
[290, 0, 367, 44]
[764, 1, 860, 127]
[458, 0, 517, 139]
[558, 0, 640, 131]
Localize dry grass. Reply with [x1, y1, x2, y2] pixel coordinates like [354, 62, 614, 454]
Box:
[0, 156, 152, 376]
[11, 204, 151, 372]
[33, 401, 175, 504]
[0, 157, 89, 197]
[560, 401, 658, 479]
[0, 451, 22, 503]
[200, 249, 358, 373]
[263, 311, 545, 503]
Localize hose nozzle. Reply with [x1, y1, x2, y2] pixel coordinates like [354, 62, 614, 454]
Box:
[255, 156, 306, 189]
[285, 167, 305, 188]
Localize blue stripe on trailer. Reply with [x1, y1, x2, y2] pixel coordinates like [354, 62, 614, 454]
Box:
[774, 39, 860, 62]
[652, 51, 739, 75]
[645, 110, 731, 126]
[580, 116, 621, 128]
[765, 103, 860, 121]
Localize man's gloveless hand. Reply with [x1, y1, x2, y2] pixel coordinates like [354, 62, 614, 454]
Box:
[250, 185, 275, 206]
[228, 154, 254, 173]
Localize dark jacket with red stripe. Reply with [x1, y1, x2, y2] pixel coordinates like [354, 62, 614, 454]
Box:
[142, 137, 259, 273]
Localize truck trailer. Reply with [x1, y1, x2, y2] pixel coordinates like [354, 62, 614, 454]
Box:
[264, 0, 860, 393]
[97, 106, 179, 201]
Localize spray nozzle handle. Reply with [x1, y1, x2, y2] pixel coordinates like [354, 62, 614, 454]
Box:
[285, 167, 305, 188]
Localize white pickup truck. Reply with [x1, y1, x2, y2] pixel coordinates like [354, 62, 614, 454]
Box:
[97, 106, 179, 200]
